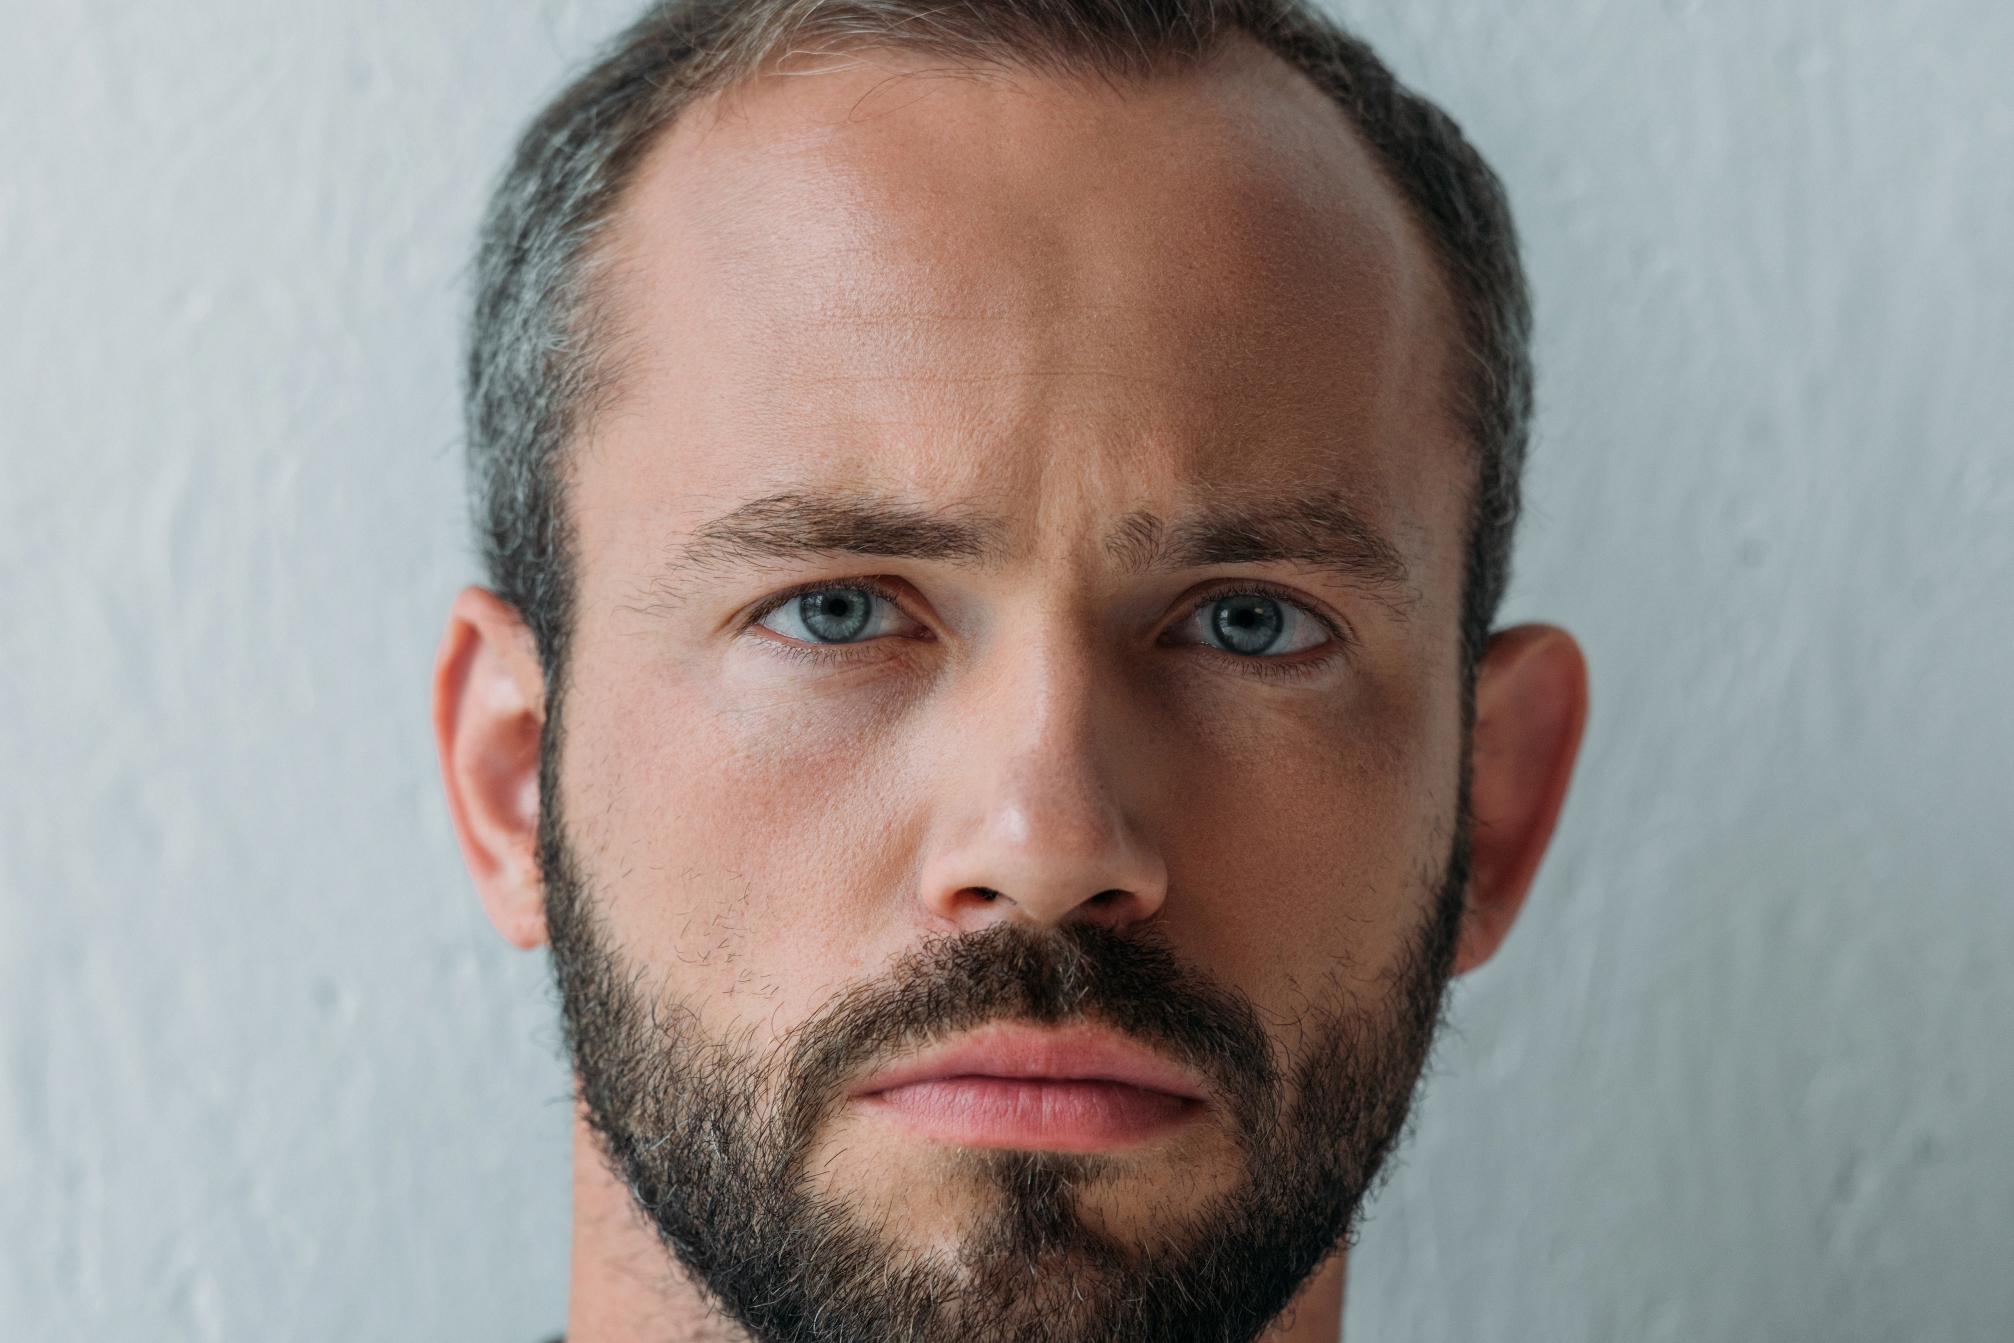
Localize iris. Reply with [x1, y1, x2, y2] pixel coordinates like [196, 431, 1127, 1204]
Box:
[798, 589, 873, 643]
[1210, 594, 1285, 655]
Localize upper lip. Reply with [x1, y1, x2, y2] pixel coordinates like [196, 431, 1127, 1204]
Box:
[850, 1022, 1210, 1101]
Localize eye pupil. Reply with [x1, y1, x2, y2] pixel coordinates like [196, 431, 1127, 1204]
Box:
[1211, 594, 1284, 655]
[798, 589, 874, 642]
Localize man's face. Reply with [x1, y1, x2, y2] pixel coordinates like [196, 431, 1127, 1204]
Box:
[547, 40, 1470, 1342]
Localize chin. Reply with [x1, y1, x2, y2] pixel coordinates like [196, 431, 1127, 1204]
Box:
[809, 1106, 1250, 1254]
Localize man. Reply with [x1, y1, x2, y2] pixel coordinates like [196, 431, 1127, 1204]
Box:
[432, 0, 1587, 1339]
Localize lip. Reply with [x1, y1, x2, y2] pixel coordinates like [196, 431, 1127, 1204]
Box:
[849, 1022, 1210, 1152]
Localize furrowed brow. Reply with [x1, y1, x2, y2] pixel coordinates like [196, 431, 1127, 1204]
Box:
[677, 491, 998, 572]
[1109, 497, 1414, 602]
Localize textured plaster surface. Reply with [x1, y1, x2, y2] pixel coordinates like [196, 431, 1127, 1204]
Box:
[1, 1, 2009, 1340]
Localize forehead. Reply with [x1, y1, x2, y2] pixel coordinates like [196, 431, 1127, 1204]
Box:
[584, 39, 1464, 562]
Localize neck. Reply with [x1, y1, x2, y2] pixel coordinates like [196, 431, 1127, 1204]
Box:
[563, 1108, 1345, 1343]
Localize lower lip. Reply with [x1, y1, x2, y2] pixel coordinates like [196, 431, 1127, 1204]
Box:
[860, 1077, 1199, 1151]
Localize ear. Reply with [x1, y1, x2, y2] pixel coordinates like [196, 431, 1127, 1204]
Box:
[1452, 623, 1588, 975]
[432, 586, 549, 949]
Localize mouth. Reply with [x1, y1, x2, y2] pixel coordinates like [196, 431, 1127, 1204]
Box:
[849, 1022, 1211, 1152]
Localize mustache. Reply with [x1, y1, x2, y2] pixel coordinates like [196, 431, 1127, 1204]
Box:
[775, 920, 1281, 1151]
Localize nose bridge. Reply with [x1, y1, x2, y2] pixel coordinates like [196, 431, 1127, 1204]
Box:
[917, 613, 1167, 930]
[997, 627, 1110, 837]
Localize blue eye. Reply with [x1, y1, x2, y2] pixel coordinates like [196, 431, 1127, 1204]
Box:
[757, 587, 910, 644]
[1211, 593, 1284, 654]
[798, 589, 872, 641]
[1179, 592, 1329, 657]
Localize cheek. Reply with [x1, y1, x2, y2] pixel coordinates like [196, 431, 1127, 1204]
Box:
[1149, 663, 1459, 1017]
[555, 640, 929, 1034]
[556, 600, 1465, 1051]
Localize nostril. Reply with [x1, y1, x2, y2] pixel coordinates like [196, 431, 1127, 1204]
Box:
[1089, 889, 1125, 905]
[966, 887, 1002, 902]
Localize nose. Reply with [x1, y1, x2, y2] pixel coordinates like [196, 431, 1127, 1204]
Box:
[915, 635, 1168, 932]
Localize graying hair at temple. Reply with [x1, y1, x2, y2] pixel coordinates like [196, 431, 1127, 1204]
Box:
[464, 0, 1531, 695]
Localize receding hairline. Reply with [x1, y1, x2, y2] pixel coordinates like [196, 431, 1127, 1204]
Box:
[464, 0, 1533, 683]
[577, 31, 1464, 450]
[613, 31, 1441, 249]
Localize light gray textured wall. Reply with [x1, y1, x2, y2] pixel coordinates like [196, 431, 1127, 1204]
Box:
[1, 1, 2007, 1339]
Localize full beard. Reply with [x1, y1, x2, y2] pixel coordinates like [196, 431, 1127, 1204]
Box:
[543, 795, 1465, 1343]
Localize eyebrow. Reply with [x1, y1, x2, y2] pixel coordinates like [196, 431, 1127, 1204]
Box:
[667, 488, 1410, 605]
[1105, 496, 1413, 600]
[677, 491, 999, 572]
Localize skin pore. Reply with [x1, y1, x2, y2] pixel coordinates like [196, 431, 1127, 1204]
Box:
[434, 37, 1586, 1343]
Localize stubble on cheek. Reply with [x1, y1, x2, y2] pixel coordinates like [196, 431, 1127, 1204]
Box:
[557, 645, 931, 1031]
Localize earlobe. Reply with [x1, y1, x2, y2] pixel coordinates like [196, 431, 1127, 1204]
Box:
[1452, 624, 1588, 976]
[432, 586, 550, 950]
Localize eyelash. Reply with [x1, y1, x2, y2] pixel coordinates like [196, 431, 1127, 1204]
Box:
[1167, 581, 1352, 680]
[741, 577, 929, 659]
[740, 576, 1351, 676]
